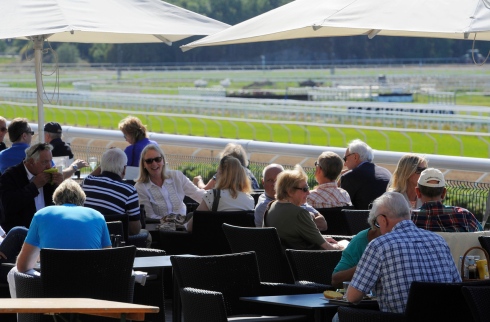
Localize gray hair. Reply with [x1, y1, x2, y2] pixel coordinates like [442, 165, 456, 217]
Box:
[368, 191, 410, 226]
[100, 148, 127, 176]
[53, 179, 86, 206]
[348, 139, 373, 162]
[25, 143, 53, 162]
[262, 163, 284, 178]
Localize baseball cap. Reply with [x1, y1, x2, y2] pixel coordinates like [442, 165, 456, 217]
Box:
[44, 122, 62, 134]
[418, 168, 446, 188]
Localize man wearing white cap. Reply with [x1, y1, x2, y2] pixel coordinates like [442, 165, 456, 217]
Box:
[411, 168, 482, 232]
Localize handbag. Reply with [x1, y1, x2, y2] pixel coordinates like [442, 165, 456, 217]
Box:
[460, 246, 490, 281]
[211, 189, 221, 212]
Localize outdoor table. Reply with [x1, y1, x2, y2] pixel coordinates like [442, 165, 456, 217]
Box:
[0, 298, 159, 322]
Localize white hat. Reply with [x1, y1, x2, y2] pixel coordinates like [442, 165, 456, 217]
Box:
[418, 168, 445, 188]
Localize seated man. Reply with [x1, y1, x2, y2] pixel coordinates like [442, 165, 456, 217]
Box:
[0, 143, 63, 232]
[0, 118, 33, 174]
[8, 179, 111, 297]
[82, 148, 148, 245]
[346, 192, 460, 313]
[255, 163, 327, 230]
[307, 151, 352, 209]
[412, 168, 482, 232]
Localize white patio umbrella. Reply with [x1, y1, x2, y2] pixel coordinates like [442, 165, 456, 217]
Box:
[1, 0, 229, 142]
[181, 0, 490, 51]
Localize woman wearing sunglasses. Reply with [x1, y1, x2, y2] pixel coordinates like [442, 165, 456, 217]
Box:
[387, 153, 428, 209]
[264, 164, 346, 250]
[134, 144, 205, 224]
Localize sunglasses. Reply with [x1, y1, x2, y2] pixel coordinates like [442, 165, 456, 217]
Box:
[343, 153, 356, 162]
[28, 143, 49, 158]
[144, 156, 163, 164]
[373, 214, 386, 228]
[293, 186, 309, 193]
[0, 127, 6, 132]
[25, 130, 35, 135]
[314, 161, 322, 169]
[415, 167, 427, 174]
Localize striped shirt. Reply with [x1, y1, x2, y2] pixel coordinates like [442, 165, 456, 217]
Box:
[411, 201, 482, 232]
[350, 220, 461, 313]
[307, 182, 352, 208]
[83, 171, 140, 222]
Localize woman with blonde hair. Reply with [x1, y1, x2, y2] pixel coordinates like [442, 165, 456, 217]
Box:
[387, 153, 428, 209]
[118, 116, 157, 166]
[265, 164, 346, 250]
[187, 156, 254, 232]
[135, 144, 205, 224]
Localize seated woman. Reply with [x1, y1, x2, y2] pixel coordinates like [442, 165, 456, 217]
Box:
[194, 143, 260, 190]
[265, 164, 346, 250]
[119, 115, 158, 167]
[187, 156, 255, 232]
[135, 144, 206, 224]
[387, 153, 427, 209]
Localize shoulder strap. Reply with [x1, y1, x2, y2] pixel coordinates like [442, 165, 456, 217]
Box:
[211, 189, 221, 212]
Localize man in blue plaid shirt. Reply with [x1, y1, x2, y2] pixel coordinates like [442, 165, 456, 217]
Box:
[346, 192, 460, 313]
[411, 168, 482, 232]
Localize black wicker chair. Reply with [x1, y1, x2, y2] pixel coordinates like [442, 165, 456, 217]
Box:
[14, 272, 47, 322]
[222, 223, 295, 284]
[134, 248, 167, 322]
[171, 252, 319, 320]
[40, 246, 136, 322]
[478, 235, 490, 255]
[338, 306, 407, 322]
[285, 249, 342, 289]
[103, 213, 149, 248]
[340, 209, 370, 235]
[462, 285, 490, 322]
[315, 206, 354, 235]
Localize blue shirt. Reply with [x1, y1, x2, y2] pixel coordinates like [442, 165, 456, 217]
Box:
[25, 204, 111, 249]
[350, 220, 460, 313]
[0, 142, 29, 174]
[124, 138, 157, 167]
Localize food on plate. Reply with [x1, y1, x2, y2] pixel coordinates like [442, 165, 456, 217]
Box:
[323, 290, 344, 300]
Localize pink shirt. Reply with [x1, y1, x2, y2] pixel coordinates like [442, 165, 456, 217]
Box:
[307, 182, 352, 208]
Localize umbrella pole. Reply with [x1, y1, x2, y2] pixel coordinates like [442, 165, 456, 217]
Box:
[33, 35, 45, 143]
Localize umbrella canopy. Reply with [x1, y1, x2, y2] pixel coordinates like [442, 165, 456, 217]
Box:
[181, 0, 490, 51]
[0, 0, 229, 142]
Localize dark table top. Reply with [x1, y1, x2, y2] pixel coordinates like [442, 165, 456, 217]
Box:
[240, 293, 337, 309]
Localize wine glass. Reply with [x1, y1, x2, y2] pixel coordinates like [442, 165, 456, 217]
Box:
[88, 157, 97, 171]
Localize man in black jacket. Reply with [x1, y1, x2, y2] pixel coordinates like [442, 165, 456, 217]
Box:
[340, 139, 392, 210]
[0, 143, 63, 232]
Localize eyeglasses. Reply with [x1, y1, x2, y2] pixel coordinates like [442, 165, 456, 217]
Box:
[144, 156, 163, 164]
[0, 127, 6, 132]
[373, 214, 387, 228]
[28, 143, 49, 158]
[343, 153, 356, 162]
[25, 130, 35, 135]
[293, 186, 309, 193]
[415, 167, 427, 174]
[314, 161, 322, 169]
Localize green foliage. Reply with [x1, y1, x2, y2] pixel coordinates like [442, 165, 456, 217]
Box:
[56, 44, 80, 63]
[89, 44, 113, 63]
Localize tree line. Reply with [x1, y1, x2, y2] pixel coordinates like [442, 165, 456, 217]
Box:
[0, 0, 484, 64]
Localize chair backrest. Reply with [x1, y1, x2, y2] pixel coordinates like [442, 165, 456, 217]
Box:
[462, 285, 490, 322]
[285, 249, 342, 286]
[479, 235, 490, 255]
[341, 209, 370, 235]
[103, 214, 129, 241]
[315, 207, 353, 235]
[222, 223, 295, 284]
[191, 210, 255, 255]
[40, 246, 136, 303]
[171, 251, 262, 315]
[106, 221, 124, 241]
[405, 279, 490, 321]
[180, 287, 228, 322]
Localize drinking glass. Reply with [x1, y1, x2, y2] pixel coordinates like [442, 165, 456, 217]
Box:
[88, 157, 98, 171]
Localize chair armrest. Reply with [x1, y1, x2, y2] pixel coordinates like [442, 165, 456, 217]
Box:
[258, 282, 320, 295]
[14, 272, 43, 298]
[180, 287, 228, 321]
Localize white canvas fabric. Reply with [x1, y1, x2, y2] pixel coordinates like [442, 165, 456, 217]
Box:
[182, 0, 490, 51]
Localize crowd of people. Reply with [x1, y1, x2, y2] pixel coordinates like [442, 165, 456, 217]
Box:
[0, 115, 483, 316]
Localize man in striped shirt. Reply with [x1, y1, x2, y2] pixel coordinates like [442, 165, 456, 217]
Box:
[82, 148, 142, 237]
[307, 151, 352, 209]
[411, 168, 482, 232]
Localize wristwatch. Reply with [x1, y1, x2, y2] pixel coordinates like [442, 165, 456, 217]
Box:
[72, 164, 78, 171]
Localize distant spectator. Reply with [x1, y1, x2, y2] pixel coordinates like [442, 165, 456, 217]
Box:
[194, 143, 260, 190]
[118, 116, 157, 167]
[307, 151, 352, 208]
[0, 116, 8, 152]
[412, 168, 482, 232]
[255, 163, 327, 230]
[340, 139, 392, 209]
[265, 164, 346, 250]
[0, 118, 33, 174]
[387, 153, 427, 209]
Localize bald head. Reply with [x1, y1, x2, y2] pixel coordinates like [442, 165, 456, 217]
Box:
[262, 163, 284, 198]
